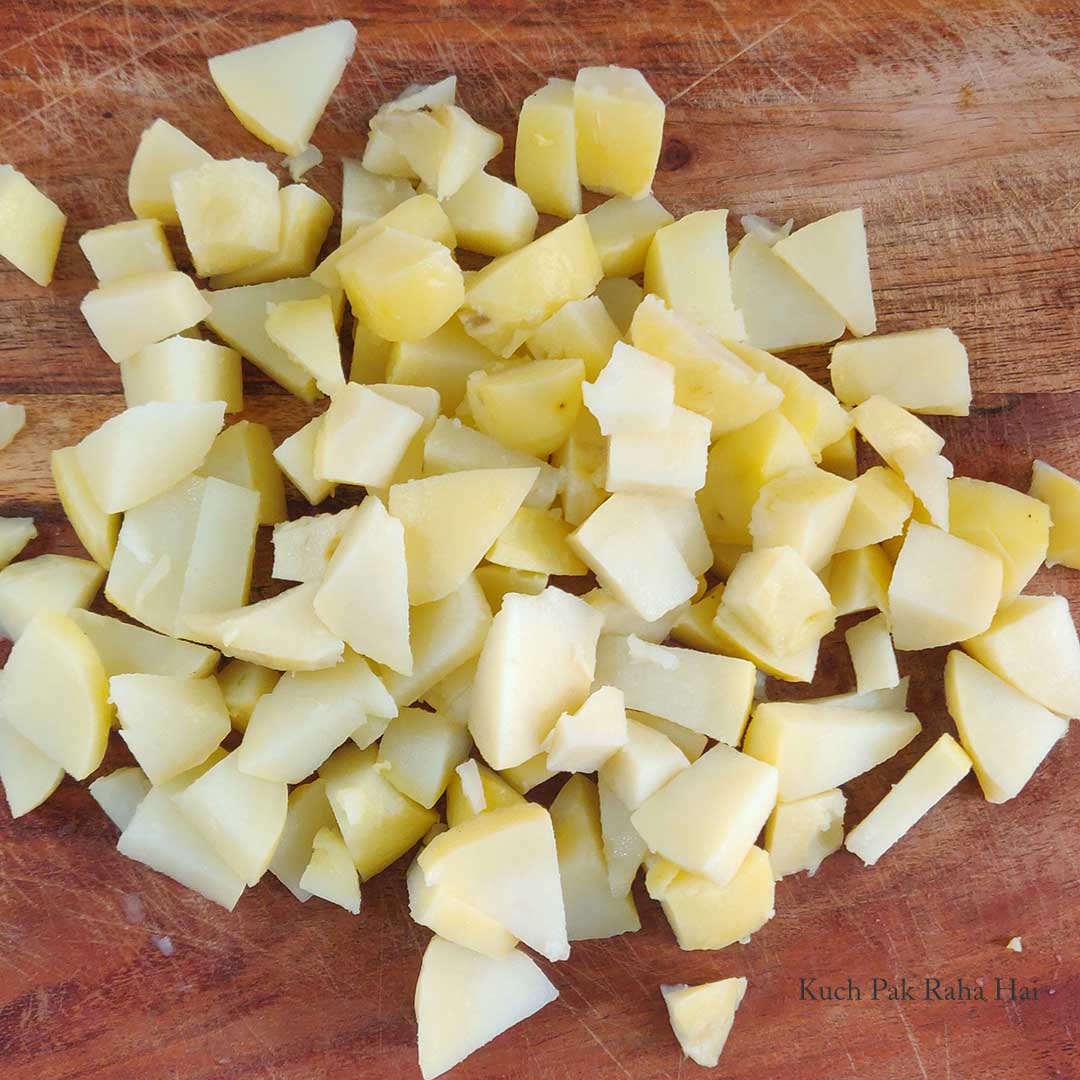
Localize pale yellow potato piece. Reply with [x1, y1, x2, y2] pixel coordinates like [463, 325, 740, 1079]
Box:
[281, 144, 322, 182]
[574, 65, 664, 199]
[218, 659, 281, 733]
[88, 766, 151, 831]
[846, 733, 971, 865]
[764, 789, 846, 879]
[945, 650, 1068, 804]
[669, 583, 726, 653]
[79, 218, 174, 284]
[298, 826, 361, 914]
[803, 679, 910, 711]
[273, 416, 335, 504]
[888, 522, 1002, 650]
[469, 586, 602, 770]
[265, 295, 344, 397]
[350, 317, 393, 384]
[446, 758, 524, 828]
[773, 209, 875, 336]
[0, 554, 103, 641]
[271, 508, 355, 584]
[121, 336, 243, 414]
[583, 587, 688, 645]
[598, 717, 689, 811]
[198, 420, 286, 526]
[362, 78, 459, 173]
[268, 778, 336, 900]
[587, 195, 675, 278]
[965, 595, 1080, 718]
[542, 685, 627, 773]
[527, 295, 621, 382]
[0, 517, 36, 571]
[1029, 459, 1080, 569]
[460, 215, 602, 356]
[743, 701, 921, 802]
[595, 276, 644, 336]
[850, 393, 944, 465]
[50, 447, 119, 568]
[552, 411, 606, 526]
[662, 977, 747, 1068]
[731, 231, 846, 353]
[500, 752, 559, 795]
[440, 171, 537, 257]
[845, 612, 900, 694]
[81, 270, 211, 364]
[486, 507, 586, 577]
[630, 295, 781, 438]
[0, 702, 64, 818]
[892, 447, 951, 529]
[0, 403, 26, 451]
[71, 609, 217, 678]
[4, 613, 109, 779]
[826, 544, 892, 617]
[711, 603, 820, 683]
[598, 779, 646, 897]
[0, 165, 66, 285]
[208, 20, 357, 155]
[377, 707, 472, 809]
[474, 565, 548, 613]
[515, 78, 580, 218]
[127, 119, 212, 224]
[819, 427, 858, 479]
[605, 406, 711, 497]
[415, 935, 558, 1080]
[835, 466, 912, 553]
[341, 160, 414, 242]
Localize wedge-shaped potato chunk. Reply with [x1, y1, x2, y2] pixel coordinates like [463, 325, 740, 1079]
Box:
[111, 673, 230, 785]
[711, 603, 820, 683]
[271, 510, 350, 585]
[75, 400, 224, 514]
[764, 789, 846, 880]
[265, 294, 344, 398]
[584, 586, 688, 645]
[238, 652, 395, 784]
[526, 296, 620, 382]
[440, 170, 537, 258]
[0, 706, 64, 818]
[846, 612, 900, 694]
[632, 744, 778, 886]
[582, 341, 674, 435]
[299, 826, 361, 914]
[835, 466, 913, 553]
[888, 523, 1002, 650]
[407, 859, 517, 955]
[79, 218, 174, 284]
[268, 778, 336, 900]
[773, 209, 875, 336]
[587, 194, 673, 277]
[121, 336, 243, 413]
[0, 402, 25, 450]
[605, 405, 711, 497]
[850, 393, 944, 464]
[73, 610, 218, 678]
[0, 554, 103, 641]
[415, 935, 559, 1080]
[596, 276, 644, 335]
[826, 544, 892, 617]
[273, 416, 334, 504]
[743, 701, 921, 801]
[208, 20, 357, 155]
[127, 119, 212, 224]
[598, 717, 689, 810]
[542, 685, 627, 773]
[88, 766, 151, 831]
[470, 587, 602, 770]
[632, 713, 707, 767]
[341, 161, 414, 242]
[0, 518, 36, 570]
[390, 467, 537, 605]
[893, 448, 951, 530]
[846, 733, 971, 865]
[0, 165, 66, 286]
[646, 847, 774, 951]
[419, 802, 570, 961]
[945, 650, 1068, 804]
[1029, 459, 1080, 569]
[574, 65, 664, 199]
[553, 411, 607, 526]
[377, 707, 472, 809]
[662, 978, 747, 1069]
[964, 595, 1080, 718]
[670, 583, 725, 653]
[5, 613, 109, 779]
[731, 231, 846, 353]
[219, 659, 280, 733]
[446, 759, 524, 827]
[598, 780, 646, 897]
[198, 420, 286, 526]
[820, 427, 857, 479]
[515, 78, 580, 218]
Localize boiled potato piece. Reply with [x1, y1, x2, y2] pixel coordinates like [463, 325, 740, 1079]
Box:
[888, 523, 1003, 650]
[79, 218, 174, 284]
[377, 707, 472, 809]
[662, 978, 747, 1069]
[1029, 459, 1080, 568]
[127, 118, 212, 224]
[274, 416, 335, 504]
[892, 448, 951, 529]
[0, 553, 102, 642]
[265, 295, 345, 397]
[582, 341, 674, 435]
[198, 420, 286, 526]
[440, 171, 537, 257]
[446, 759, 525, 827]
[526, 296, 621, 381]
[584, 585, 689, 645]
[845, 612, 900, 694]
[71, 609, 217, 678]
[218, 659, 280, 733]
[846, 733, 971, 865]
[268, 778, 336, 900]
[415, 936, 558, 1080]
[598, 780, 647, 897]
[711, 602, 820, 683]
[111, 673, 230, 785]
[0, 704, 64, 818]
[88, 766, 151, 830]
[850, 393, 944, 464]
[826, 544, 892, 617]
[596, 276, 644, 335]
[407, 859, 517, 956]
[515, 78, 580, 218]
[121, 336, 243, 413]
[669, 583, 726, 653]
[553, 411, 607, 526]
[486, 507, 586, 577]
[764, 789, 846, 879]
[0, 165, 67, 285]
[272, 508, 355, 583]
[743, 701, 921, 801]
[0, 517, 36, 570]
[470, 586, 602, 770]
[598, 717, 689, 810]
[341, 160, 414, 241]
[4, 613, 109, 779]
[208, 20, 357, 155]
[500, 752, 559, 794]
[804, 679, 910, 711]
[299, 826, 361, 914]
[0, 402, 25, 451]
[945, 650, 1068, 804]
[586, 194, 673, 277]
[542, 685, 627, 773]
[605, 406, 711, 497]
[835, 466, 913, 553]
[425, 660, 480, 727]
[820, 427, 857, 479]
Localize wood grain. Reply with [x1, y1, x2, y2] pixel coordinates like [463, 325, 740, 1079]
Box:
[1, 1, 1079, 1078]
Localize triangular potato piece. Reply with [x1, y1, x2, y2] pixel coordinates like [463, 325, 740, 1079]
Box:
[415, 935, 558, 1080]
[299, 826, 361, 914]
[0, 517, 36, 570]
[208, 20, 358, 155]
[265, 295, 345, 397]
[0, 710, 64, 818]
[662, 978, 747, 1068]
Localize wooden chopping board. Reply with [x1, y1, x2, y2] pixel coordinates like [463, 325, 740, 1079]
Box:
[1, 1, 1078, 1077]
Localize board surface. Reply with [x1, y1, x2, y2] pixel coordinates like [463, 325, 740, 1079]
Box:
[1, 1, 1078, 1077]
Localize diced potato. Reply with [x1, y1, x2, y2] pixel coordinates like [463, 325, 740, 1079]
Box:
[440, 171, 537, 257]
[836, 466, 913, 552]
[350, 317, 392, 384]
[268, 779, 337, 899]
[598, 717, 689, 810]
[583, 586, 688, 645]
[1029, 459, 1080, 569]
[418, 803, 569, 961]
[662, 978, 747, 1069]
[820, 428, 858, 479]
[764, 789, 846, 879]
[127, 118, 212, 225]
[486, 507, 587, 577]
[731, 231, 846, 353]
[81, 271, 211, 364]
[391, 468, 537, 605]
[892, 448, 951, 530]
[0, 165, 67, 286]
[88, 766, 151, 830]
[515, 78, 580, 218]
[722, 546, 835, 654]
[586, 195, 673, 277]
[414, 936, 558, 1080]
[632, 744, 777, 886]
[460, 215, 602, 356]
[949, 477, 1050, 600]
[846, 734, 971, 865]
[265, 295, 345, 397]
[71, 609, 217, 678]
[219, 658, 280, 733]
[772, 209, 875, 336]
[711, 603, 820, 683]
[888, 522, 1003, 650]
[595, 276, 644, 336]
[500, 753, 559, 794]
[274, 416, 335, 504]
[0, 554, 103, 641]
[0, 700, 64, 818]
[48, 447, 117, 569]
[526, 296, 621, 381]
[470, 586, 602, 770]
[208, 20, 357, 155]
[965, 595, 1080, 718]
[845, 612, 900, 694]
[553, 411, 606, 526]
[202, 277, 342, 401]
[945, 650, 1068, 804]
[542, 685, 627, 773]
[198, 420, 286, 526]
[300, 826, 361, 914]
[271, 509, 353, 584]
[378, 707, 472, 809]
[0, 403, 26, 451]
[630, 296, 780, 438]
[474, 565, 548, 613]
[826, 544, 892, 617]
[79, 219, 174, 285]
[850, 394, 944, 465]
[341, 160, 414, 242]
[669, 583, 726, 653]
[446, 759, 524, 827]
[742, 701, 921, 802]
[646, 846, 774, 951]
[121, 336, 243, 413]
[0, 517, 36, 570]
[605, 406, 711, 497]
[598, 780, 646, 896]
[574, 66, 664, 199]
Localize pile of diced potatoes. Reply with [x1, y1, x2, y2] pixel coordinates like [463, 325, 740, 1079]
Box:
[3, 17, 1080, 1078]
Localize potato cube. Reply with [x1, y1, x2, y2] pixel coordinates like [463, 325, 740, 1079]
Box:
[208, 20, 357, 155]
[267, 778, 336, 899]
[271, 509, 353, 585]
[582, 342, 673, 436]
[71, 608, 217, 679]
[845, 612, 899, 694]
[584, 587, 687, 645]
[274, 416, 335, 505]
[299, 826, 361, 914]
[826, 544, 892, 616]
[0, 554, 103, 641]
[888, 523, 1002, 650]
[0, 518, 36, 571]
[820, 428, 858, 479]
[500, 753, 559, 795]
[0, 165, 67, 286]
[526, 296, 621, 381]
[265, 294, 345, 397]
[835, 466, 913, 552]
[1029, 459, 1080, 569]
[121, 336, 243, 414]
[515, 78, 580, 218]
[586, 195, 673, 277]
[605, 406, 711, 497]
[486, 507, 587, 577]
[0, 695, 63, 817]
[892, 448, 951, 529]
[127, 118, 212, 225]
[764, 789, 846, 879]
[341, 160, 414, 242]
[595, 276, 644, 335]
[0, 402, 25, 451]
[446, 759, 524, 827]
[597, 717, 689, 811]
[441, 171, 537, 257]
[218, 659, 280, 733]
[711, 603, 820, 683]
[597, 780, 646, 896]
[198, 420, 286, 526]
[378, 707, 472, 809]
[79, 219, 174, 285]
[574, 65, 664, 199]
[662, 978, 747, 1069]
[850, 394, 944, 465]
[50, 447, 118, 568]
[474, 566, 549, 614]
[542, 686, 627, 773]
[669, 583, 726, 653]
[87, 766, 151, 831]
[552, 411, 606, 526]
